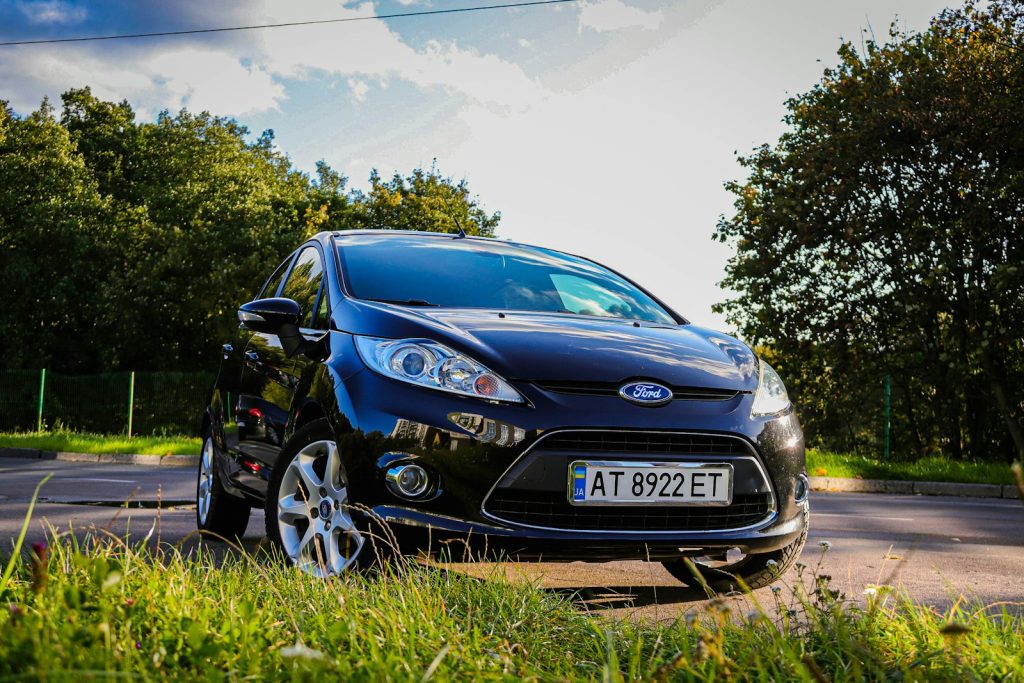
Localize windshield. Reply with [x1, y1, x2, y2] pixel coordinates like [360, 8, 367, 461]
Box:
[335, 234, 676, 324]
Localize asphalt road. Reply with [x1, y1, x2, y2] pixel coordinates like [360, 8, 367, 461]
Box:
[2, 456, 1022, 621]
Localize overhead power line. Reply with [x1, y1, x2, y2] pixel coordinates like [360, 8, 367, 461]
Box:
[0, 0, 579, 47]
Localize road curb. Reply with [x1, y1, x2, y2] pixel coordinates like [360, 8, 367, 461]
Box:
[0, 447, 197, 467]
[809, 476, 913, 495]
[810, 476, 1019, 500]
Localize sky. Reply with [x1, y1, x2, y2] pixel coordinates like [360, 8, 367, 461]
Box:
[0, 0, 952, 330]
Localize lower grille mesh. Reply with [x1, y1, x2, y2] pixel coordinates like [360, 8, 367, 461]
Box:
[485, 490, 773, 531]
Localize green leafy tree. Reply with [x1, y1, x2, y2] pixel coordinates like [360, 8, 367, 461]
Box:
[352, 165, 500, 236]
[60, 87, 137, 198]
[0, 99, 124, 371]
[303, 161, 359, 237]
[96, 108, 314, 371]
[715, 0, 1024, 460]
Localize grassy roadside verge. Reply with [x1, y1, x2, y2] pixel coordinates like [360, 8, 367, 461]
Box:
[0, 431, 201, 456]
[806, 448, 1015, 485]
[0, 536, 1021, 681]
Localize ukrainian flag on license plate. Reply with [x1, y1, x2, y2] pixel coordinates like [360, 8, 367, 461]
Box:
[572, 465, 587, 501]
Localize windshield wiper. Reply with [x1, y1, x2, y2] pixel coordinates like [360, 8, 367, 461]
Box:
[364, 298, 439, 307]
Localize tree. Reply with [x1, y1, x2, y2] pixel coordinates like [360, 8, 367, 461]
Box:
[60, 87, 137, 198]
[352, 165, 500, 236]
[95, 108, 314, 371]
[714, 0, 1024, 460]
[0, 99, 123, 371]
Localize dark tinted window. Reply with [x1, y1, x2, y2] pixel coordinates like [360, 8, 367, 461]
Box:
[315, 286, 329, 327]
[336, 235, 675, 324]
[258, 254, 293, 299]
[281, 246, 323, 328]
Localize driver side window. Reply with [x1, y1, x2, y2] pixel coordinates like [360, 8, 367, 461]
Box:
[258, 255, 293, 300]
[280, 246, 324, 329]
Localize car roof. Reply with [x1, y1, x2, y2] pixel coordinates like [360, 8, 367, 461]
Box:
[320, 229, 547, 253]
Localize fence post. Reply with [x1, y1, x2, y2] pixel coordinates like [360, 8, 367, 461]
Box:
[36, 368, 46, 432]
[883, 374, 891, 459]
[127, 371, 136, 437]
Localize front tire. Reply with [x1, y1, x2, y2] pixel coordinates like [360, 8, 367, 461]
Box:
[662, 505, 809, 592]
[265, 421, 373, 576]
[196, 435, 251, 540]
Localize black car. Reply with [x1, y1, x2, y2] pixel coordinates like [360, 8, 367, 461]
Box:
[198, 230, 809, 589]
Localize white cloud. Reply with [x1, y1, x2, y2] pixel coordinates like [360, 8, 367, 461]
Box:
[0, 44, 284, 117]
[144, 49, 285, 115]
[16, 0, 86, 24]
[518, 37, 532, 48]
[578, 0, 663, 32]
[253, 3, 546, 111]
[2, 0, 545, 117]
[347, 78, 370, 102]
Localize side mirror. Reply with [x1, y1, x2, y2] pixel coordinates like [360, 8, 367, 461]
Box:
[238, 298, 301, 334]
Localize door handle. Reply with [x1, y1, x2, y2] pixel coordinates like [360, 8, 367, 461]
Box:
[222, 343, 233, 358]
[245, 350, 260, 362]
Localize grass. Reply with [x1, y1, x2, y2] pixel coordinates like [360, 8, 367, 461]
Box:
[0, 528, 1021, 681]
[807, 448, 1017, 485]
[0, 430, 201, 457]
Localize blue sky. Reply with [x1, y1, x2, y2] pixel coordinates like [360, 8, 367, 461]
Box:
[0, 0, 951, 328]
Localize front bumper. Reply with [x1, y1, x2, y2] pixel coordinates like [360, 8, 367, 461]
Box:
[323, 346, 807, 561]
[370, 501, 808, 561]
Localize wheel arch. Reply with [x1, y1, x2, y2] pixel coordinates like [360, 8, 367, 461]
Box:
[291, 363, 358, 444]
[292, 400, 326, 433]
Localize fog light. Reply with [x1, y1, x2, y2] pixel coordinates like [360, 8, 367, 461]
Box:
[794, 474, 809, 502]
[386, 463, 430, 498]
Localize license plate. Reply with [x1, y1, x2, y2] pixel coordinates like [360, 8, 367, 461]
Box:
[568, 461, 733, 506]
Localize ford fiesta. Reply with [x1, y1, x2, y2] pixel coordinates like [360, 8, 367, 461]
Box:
[198, 230, 809, 590]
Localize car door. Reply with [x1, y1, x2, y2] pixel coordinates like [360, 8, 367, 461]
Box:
[289, 247, 332, 426]
[234, 245, 325, 495]
[228, 251, 296, 493]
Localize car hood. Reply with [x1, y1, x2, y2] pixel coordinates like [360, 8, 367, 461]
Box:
[336, 304, 759, 391]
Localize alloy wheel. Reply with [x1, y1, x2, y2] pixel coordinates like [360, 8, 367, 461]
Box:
[276, 439, 364, 576]
[197, 437, 215, 525]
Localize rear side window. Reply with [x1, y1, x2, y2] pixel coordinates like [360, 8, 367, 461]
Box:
[258, 255, 293, 299]
[281, 246, 323, 328]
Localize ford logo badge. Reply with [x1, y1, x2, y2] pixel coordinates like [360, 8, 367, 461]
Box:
[618, 381, 673, 406]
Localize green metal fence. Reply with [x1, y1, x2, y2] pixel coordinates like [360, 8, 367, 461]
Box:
[0, 369, 213, 436]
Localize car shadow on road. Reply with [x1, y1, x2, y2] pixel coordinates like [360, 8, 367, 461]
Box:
[546, 584, 712, 610]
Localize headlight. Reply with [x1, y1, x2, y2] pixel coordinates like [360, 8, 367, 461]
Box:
[354, 336, 524, 403]
[751, 360, 790, 416]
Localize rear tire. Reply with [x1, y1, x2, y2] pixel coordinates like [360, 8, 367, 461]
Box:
[196, 435, 251, 540]
[662, 505, 809, 592]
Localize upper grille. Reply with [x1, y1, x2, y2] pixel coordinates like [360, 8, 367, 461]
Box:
[485, 490, 773, 531]
[534, 381, 740, 401]
[538, 431, 752, 456]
